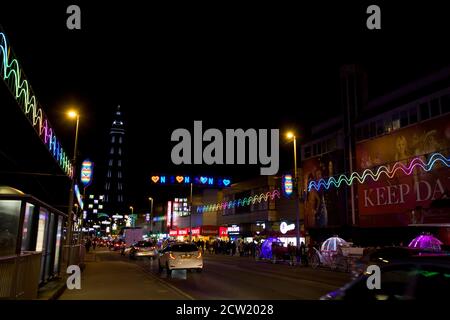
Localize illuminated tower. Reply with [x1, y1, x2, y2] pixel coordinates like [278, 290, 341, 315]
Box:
[103, 106, 126, 215]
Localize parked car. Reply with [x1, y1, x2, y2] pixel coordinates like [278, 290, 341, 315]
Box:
[158, 242, 203, 275]
[321, 255, 450, 300]
[129, 241, 158, 260]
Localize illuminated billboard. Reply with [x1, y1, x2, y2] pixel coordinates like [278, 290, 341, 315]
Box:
[356, 114, 450, 227]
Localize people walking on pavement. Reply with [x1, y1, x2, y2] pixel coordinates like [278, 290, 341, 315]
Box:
[288, 242, 296, 266]
[92, 238, 97, 251]
[85, 237, 92, 253]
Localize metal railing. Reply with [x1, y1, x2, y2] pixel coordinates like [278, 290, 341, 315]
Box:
[0, 252, 42, 299]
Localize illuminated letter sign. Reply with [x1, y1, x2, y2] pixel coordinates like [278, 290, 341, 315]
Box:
[80, 160, 94, 187]
[280, 222, 295, 234]
[283, 174, 293, 196]
[167, 201, 172, 227]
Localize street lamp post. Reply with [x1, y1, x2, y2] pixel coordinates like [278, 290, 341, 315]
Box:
[189, 182, 193, 242]
[287, 132, 301, 250]
[129, 206, 134, 227]
[148, 197, 154, 232]
[66, 111, 80, 265]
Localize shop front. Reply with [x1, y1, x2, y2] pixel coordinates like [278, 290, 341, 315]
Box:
[168, 225, 228, 241]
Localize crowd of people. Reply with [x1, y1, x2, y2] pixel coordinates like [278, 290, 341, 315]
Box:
[193, 239, 261, 258]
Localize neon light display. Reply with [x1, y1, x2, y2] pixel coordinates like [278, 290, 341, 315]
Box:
[196, 189, 281, 213]
[151, 175, 231, 187]
[74, 184, 84, 210]
[0, 32, 73, 178]
[308, 153, 450, 191]
[282, 175, 293, 196]
[80, 160, 94, 187]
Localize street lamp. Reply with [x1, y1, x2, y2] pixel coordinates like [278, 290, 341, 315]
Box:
[129, 206, 135, 227]
[286, 131, 301, 250]
[66, 110, 80, 265]
[148, 197, 154, 232]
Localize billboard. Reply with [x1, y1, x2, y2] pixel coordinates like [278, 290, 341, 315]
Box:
[80, 160, 94, 187]
[356, 114, 450, 227]
[303, 151, 346, 229]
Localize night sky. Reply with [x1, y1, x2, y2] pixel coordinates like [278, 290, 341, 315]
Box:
[1, 1, 450, 212]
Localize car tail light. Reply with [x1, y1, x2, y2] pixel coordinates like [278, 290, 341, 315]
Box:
[196, 251, 202, 259]
[169, 252, 176, 260]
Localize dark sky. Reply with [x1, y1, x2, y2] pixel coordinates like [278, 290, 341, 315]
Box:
[2, 1, 450, 211]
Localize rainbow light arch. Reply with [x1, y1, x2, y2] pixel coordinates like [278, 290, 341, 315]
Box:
[308, 152, 450, 192]
[197, 189, 281, 213]
[0, 32, 73, 178]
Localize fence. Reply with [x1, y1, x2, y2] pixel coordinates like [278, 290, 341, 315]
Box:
[0, 252, 42, 299]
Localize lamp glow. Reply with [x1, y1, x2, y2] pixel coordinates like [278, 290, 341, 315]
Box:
[286, 132, 295, 139]
[67, 110, 78, 119]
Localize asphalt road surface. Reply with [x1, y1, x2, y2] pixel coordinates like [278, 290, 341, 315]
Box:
[60, 248, 351, 300]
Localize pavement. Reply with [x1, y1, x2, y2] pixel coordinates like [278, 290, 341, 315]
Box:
[59, 248, 190, 300]
[58, 248, 351, 300]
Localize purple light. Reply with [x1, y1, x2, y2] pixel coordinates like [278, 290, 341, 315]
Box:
[408, 234, 443, 252]
[260, 237, 281, 259]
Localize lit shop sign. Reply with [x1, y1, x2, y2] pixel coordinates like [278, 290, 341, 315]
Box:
[74, 184, 84, 210]
[219, 227, 228, 237]
[80, 160, 94, 187]
[282, 174, 294, 196]
[93, 225, 100, 229]
[227, 225, 240, 234]
[280, 222, 295, 234]
[112, 214, 123, 219]
[101, 221, 111, 225]
[151, 175, 231, 187]
[169, 227, 201, 236]
[145, 214, 150, 222]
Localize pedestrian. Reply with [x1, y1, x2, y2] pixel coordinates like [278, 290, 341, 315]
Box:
[92, 238, 97, 251]
[85, 238, 92, 253]
[232, 241, 236, 256]
[300, 242, 307, 266]
[288, 242, 296, 266]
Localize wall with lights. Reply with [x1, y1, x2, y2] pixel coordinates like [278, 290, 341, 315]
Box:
[0, 32, 73, 178]
[308, 152, 450, 191]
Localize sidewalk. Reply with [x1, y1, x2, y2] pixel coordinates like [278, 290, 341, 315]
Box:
[59, 249, 191, 300]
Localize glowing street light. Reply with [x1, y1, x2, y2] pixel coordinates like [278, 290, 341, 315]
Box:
[66, 109, 80, 265]
[286, 131, 301, 251]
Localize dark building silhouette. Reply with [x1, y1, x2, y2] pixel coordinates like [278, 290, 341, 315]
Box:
[103, 106, 126, 215]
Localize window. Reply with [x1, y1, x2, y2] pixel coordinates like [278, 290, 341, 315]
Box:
[118, 148, 122, 155]
[409, 106, 418, 124]
[89, 195, 94, 199]
[21, 203, 35, 251]
[107, 170, 111, 178]
[110, 147, 114, 155]
[88, 204, 93, 209]
[94, 200, 98, 204]
[118, 160, 122, 167]
[420, 102, 429, 120]
[392, 113, 400, 130]
[99, 195, 104, 200]
[384, 119, 393, 133]
[369, 121, 376, 137]
[119, 137, 123, 144]
[430, 98, 440, 117]
[111, 136, 115, 144]
[376, 119, 383, 135]
[363, 124, 370, 139]
[400, 110, 409, 127]
[118, 171, 122, 179]
[441, 94, 450, 114]
[93, 209, 98, 214]
[99, 205, 103, 209]
[109, 160, 113, 166]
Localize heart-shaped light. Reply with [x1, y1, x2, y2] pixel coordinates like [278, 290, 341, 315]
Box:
[176, 176, 184, 183]
[200, 177, 208, 184]
[222, 179, 230, 186]
[151, 176, 159, 183]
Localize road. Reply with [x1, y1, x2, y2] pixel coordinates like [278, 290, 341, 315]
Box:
[60, 248, 351, 300]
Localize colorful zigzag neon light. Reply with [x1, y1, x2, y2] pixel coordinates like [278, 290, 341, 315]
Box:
[197, 189, 281, 213]
[0, 32, 73, 178]
[308, 152, 450, 191]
